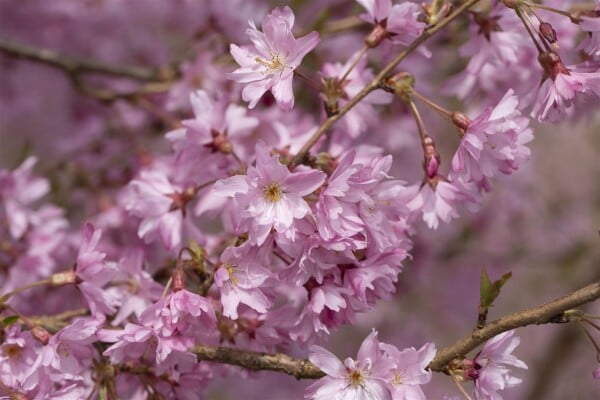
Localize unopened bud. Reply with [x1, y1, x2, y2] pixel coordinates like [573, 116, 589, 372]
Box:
[422, 136, 441, 179]
[31, 326, 50, 344]
[451, 112, 471, 132]
[50, 271, 78, 286]
[381, 72, 415, 99]
[172, 267, 185, 292]
[365, 24, 388, 48]
[539, 22, 557, 44]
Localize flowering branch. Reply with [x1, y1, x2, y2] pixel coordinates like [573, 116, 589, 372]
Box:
[0, 36, 172, 81]
[192, 279, 600, 378]
[290, 0, 482, 166]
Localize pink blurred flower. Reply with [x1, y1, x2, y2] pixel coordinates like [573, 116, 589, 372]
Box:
[356, 0, 425, 46]
[228, 6, 320, 110]
[306, 330, 393, 400]
[473, 330, 527, 400]
[579, 5, 600, 58]
[76, 223, 119, 317]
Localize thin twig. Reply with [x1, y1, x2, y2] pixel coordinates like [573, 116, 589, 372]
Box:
[0, 37, 171, 81]
[289, 0, 483, 167]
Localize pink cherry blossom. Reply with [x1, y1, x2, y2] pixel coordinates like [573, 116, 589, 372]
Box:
[473, 330, 527, 400]
[380, 342, 436, 400]
[203, 141, 325, 245]
[229, 6, 320, 110]
[306, 330, 393, 400]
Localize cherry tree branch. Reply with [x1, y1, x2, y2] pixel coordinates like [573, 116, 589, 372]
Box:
[0, 36, 172, 81]
[192, 280, 600, 379]
[290, 0, 482, 166]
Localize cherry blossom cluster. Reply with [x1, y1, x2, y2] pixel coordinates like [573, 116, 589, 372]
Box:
[1, 0, 599, 399]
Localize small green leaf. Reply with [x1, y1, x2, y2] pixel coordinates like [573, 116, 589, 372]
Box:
[480, 267, 512, 308]
[1, 315, 19, 327]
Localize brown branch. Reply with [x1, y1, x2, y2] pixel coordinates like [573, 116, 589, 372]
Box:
[193, 345, 325, 379]
[191, 279, 600, 379]
[289, 0, 482, 167]
[0, 36, 172, 81]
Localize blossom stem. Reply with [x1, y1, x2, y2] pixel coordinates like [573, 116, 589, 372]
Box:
[289, 0, 483, 167]
[0, 278, 53, 303]
[578, 321, 600, 362]
[406, 98, 428, 143]
[450, 372, 474, 400]
[339, 46, 368, 84]
[294, 69, 323, 91]
[410, 90, 453, 119]
[522, 2, 573, 19]
[514, 8, 544, 54]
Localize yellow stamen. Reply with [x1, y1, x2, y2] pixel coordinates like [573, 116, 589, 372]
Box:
[263, 182, 283, 203]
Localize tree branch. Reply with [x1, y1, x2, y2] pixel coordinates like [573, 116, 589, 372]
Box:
[290, 0, 482, 166]
[0, 36, 173, 81]
[192, 279, 600, 379]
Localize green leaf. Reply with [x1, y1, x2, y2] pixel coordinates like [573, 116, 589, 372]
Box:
[480, 267, 512, 308]
[1, 315, 19, 327]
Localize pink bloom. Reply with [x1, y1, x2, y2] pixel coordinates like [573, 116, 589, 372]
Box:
[228, 6, 320, 110]
[215, 243, 273, 319]
[76, 223, 119, 317]
[306, 330, 393, 400]
[0, 157, 49, 239]
[204, 141, 326, 245]
[139, 289, 217, 363]
[473, 330, 527, 400]
[580, 5, 600, 58]
[380, 342, 436, 400]
[450, 90, 533, 191]
[356, 0, 425, 46]
[406, 179, 476, 229]
[532, 52, 600, 122]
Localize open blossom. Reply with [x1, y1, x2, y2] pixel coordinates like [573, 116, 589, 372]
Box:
[473, 330, 527, 400]
[201, 141, 325, 245]
[306, 330, 393, 400]
[380, 342, 436, 400]
[228, 6, 319, 110]
[532, 51, 600, 122]
[356, 0, 425, 46]
[450, 89, 533, 192]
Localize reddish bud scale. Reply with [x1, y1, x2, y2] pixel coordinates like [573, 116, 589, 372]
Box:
[539, 22, 557, 44]
[172, 268, 186, 292]
[31, 326, 51, 344]
[365, 24, 388, 48]
[451, 111, 471, 133]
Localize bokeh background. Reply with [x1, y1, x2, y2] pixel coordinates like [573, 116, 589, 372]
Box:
[1, 1, 599, 399]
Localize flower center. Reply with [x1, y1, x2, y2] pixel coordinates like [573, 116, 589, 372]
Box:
[226, 265, 239, 285]
[2, 344, 22, 359]
[263, 182, 283, 203]
[348, 370, 365, 387]
[255, 53, 286, 74]
[391, 371, 403, 385]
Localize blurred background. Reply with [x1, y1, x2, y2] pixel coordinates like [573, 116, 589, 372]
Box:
[1, 0, 599, 399]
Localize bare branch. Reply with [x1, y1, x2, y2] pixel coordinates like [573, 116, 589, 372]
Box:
[193, 345, 325, 379]
[191, 280, 600, 379]
[0, 36, 172, 81]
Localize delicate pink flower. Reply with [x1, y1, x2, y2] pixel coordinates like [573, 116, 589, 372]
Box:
[473, 330, 527, 400]
[0, 157, 49, 239]
[306, 330, 393, 400]
[532, 52, 600, 122]
[380, 342, 436, 400]
[228, 6, 320, 110]
[356, 0, 425, 46]
[203, 141, 326, 245]
[450, 90, 533, 191]
[0, 326, 38, 390]
[593, 366, 600, 380]
[76, 223, 119, 317]
[215, 243, 273, 319]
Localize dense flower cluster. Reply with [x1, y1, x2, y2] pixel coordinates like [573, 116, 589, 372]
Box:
[1, 0, 599, 399]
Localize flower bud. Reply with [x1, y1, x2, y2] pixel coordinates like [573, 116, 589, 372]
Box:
[423, 136, 441, 179]
[502, 0, 521, 9]
[451, 112, 471, 132]
[31, 326, 50, 344]
[539, 22, 557, 45]
[365, 25, 388, 48]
